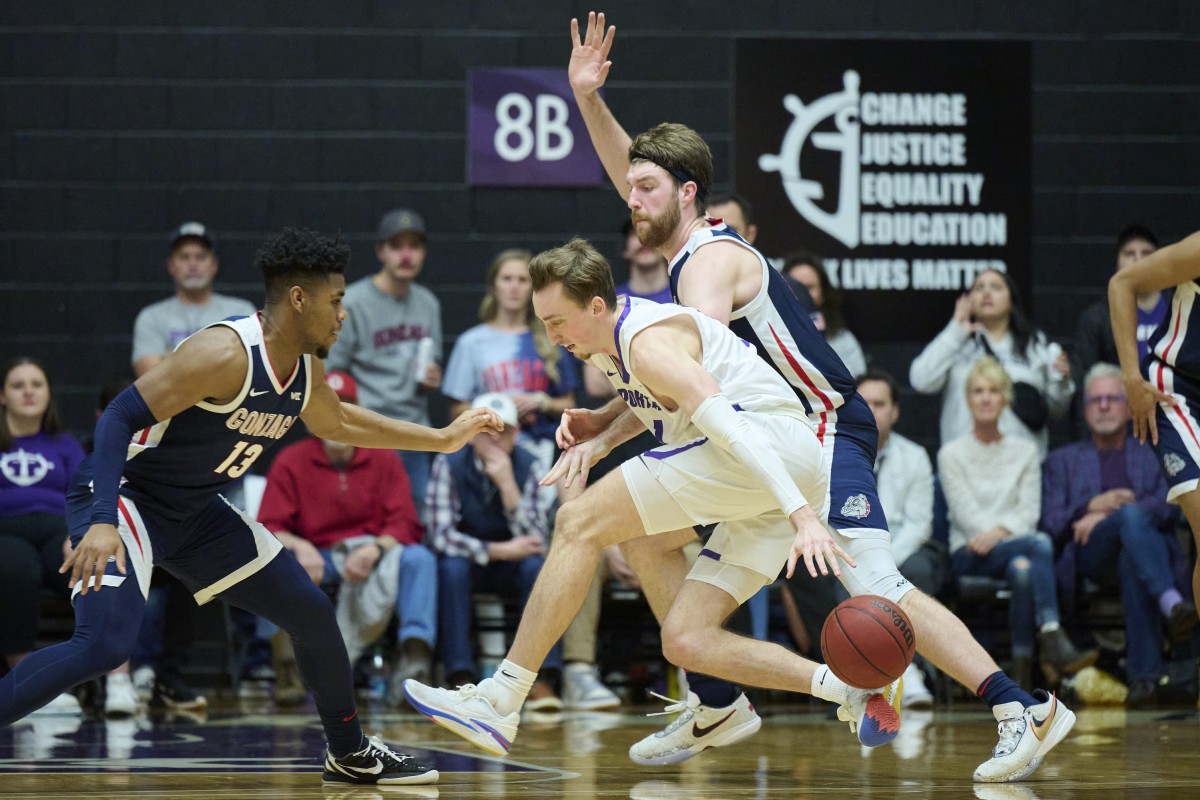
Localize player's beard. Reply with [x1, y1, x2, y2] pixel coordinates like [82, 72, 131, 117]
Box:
[315, 344, 330, 360]
[634, 197, 681, 250]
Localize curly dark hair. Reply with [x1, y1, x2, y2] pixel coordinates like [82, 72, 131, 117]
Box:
[256, 227, 349, 304]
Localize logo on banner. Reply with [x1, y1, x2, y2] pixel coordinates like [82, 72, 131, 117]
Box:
[758, 71, 1005, 262]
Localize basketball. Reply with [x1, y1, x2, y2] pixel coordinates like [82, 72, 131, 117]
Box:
[820, 595, 916, 689]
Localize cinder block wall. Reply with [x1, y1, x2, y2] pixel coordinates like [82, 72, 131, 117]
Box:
[3, 1, 1198, 449]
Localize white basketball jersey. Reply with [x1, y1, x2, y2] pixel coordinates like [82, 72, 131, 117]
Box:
[591, 297, 812, 444]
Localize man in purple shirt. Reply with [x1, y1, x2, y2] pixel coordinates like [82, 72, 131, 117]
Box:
[1040, 362, 1195, 706]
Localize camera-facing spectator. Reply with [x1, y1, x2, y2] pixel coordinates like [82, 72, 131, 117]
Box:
[939, 357, 1096, 689]
[131, 222, 256, 377]
[784, 251, 867, 377]
[1041, 363, 1194, 706]
[327, 208, 443, 510]
[912, 268, 1073, 456]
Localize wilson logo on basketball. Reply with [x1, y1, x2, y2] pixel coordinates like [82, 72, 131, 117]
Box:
[869, 597, 915, 648]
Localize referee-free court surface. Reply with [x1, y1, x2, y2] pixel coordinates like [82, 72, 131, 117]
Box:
[2, 699, 1199, 798]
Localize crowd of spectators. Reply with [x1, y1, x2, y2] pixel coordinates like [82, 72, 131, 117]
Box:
[5, 212, 1195, 719]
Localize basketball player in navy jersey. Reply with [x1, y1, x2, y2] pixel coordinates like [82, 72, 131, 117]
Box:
[1110, 229, 1200, 625]
[551, 12, 1076, 784]
[0, 228, 503, 786]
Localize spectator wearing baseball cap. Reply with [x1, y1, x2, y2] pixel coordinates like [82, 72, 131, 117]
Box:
[326, 208, 443, 513]
[131, 222, 255, 378]
[256, 367, 437, 708]
[425, 391, 564, 708]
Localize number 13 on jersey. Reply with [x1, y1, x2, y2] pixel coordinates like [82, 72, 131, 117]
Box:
[214, 441, 263, 478]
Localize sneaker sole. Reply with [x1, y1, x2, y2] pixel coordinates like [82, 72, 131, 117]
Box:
[629, 714, 763, 766]
[859, 679, 904, 748]
[322, 769, 440, 786]
[974, 704, 1077, 783]
[402, 684, 512, 757]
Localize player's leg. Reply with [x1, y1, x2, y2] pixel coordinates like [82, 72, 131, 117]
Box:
[176, 498, 436, 785]
[1174, 490, 1200, 623]
[0, 495, 152, 726]
[617, 528, 698, 622]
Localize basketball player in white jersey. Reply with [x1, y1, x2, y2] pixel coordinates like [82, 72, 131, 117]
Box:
[553, 12, 1076, 784]
[1110, 228, 1200, 621]
[404, 238, 908, 758]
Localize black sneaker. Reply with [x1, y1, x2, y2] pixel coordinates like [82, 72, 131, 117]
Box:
[1168, 601, 1198, 643]
[323, 735, 439, 785]
[150, 678, 208, 711]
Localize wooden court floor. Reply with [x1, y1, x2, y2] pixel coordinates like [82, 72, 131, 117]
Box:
[2, 699, 1199, 799]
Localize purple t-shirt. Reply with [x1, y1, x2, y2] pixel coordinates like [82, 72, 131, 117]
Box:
[1097, 447, 1130, 494]
[0, 431, 86, 518]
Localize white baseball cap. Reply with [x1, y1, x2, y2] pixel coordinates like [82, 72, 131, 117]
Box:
[472, 392, 518, 427]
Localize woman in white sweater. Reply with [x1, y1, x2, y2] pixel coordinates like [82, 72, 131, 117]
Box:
[939, 357, 1095, 689]
[911, 268, 1072, 456]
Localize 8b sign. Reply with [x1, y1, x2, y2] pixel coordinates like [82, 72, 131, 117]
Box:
[469, 68, 604, 186]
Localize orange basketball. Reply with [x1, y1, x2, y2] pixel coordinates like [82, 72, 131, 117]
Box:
[820, 595, 916, 689]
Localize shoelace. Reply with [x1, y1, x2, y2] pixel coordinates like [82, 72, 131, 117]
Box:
[992, 717, 1026, 757]
[364, 735, 415, 767]
[643, 691, 699, 735]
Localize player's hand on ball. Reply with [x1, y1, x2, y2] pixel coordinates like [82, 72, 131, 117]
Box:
[60, 523, 126, 595]
[786, 507, 854, 579]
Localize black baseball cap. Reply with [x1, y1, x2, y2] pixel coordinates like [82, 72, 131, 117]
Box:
[169, 221, 216, 251]
[376, 208, 426, 244]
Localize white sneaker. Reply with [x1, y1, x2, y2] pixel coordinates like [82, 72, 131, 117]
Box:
[28, 692, 82, 717]
[562, 663, 621, 711]
[131, 665, 155, 703]
[403, 679, 520, 756]
[628, 691, 761, 766]
[837, 676, 903, 747]
[902, 662, 934, 709]
[973, 690, 1076, 783]
[105, 673, 139, 717]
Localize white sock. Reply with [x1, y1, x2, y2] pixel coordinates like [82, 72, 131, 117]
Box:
[810, 665, 850, 705]
[478, 659, 536, 716]
[1040, 621, 1061, 633]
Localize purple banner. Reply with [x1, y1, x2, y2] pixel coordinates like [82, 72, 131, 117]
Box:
[468, 68, 604, 187]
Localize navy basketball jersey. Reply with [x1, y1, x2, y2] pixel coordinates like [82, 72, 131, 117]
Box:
[669, 222, 867, 434]
[120, 314, 312, 520]
[1146, 283, 1200, 380]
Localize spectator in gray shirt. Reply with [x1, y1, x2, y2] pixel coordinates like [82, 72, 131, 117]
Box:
[326, 209, 443, 509]
[131, 223, 256, 377]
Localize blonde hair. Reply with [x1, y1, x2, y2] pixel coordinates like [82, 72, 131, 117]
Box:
[965, 356, 1013, 407]
[528, 238, 617, 309]
[478, 248, 560, 384]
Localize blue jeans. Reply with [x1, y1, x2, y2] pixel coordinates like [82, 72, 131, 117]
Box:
[398, 451, 432, 523]
[1078, 505, 1175, 682]
[437, 554, 563, 680]
[317, 543, 438, 649]
[953, 532, 1058, 657]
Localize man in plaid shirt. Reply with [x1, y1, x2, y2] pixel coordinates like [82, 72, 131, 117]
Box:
[426, 393, 562, 708]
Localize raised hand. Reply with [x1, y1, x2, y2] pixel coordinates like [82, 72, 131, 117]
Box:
[568, 11, 616, 96]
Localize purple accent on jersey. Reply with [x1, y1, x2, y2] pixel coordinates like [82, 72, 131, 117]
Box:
[699, 548, 721, 561]
[652, 419, 664, 443]
[612, 296, 635, 383]
[616, 281, 673, 304]
[643, 439, 708, 460]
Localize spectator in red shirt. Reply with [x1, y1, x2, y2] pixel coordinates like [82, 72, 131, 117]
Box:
[258, 370, 435, 708]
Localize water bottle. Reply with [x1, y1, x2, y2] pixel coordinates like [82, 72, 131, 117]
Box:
[413, 336, 435, 382]
[367, 646, 388, 700]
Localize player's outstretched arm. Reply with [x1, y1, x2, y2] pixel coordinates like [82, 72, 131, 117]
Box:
[568, 11, 633, 198]
[1109, 230, 1200, 443]
[303, 361, 502, 453]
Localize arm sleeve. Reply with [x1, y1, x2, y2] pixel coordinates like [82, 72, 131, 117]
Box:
[690, 393, 809, 517]
[89, 385, 159, 525]
[909, 322, 971, 394]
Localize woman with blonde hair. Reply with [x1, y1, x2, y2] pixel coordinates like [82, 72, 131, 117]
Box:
[443, 248, 579, 447]
[939, 357, 1096, 688]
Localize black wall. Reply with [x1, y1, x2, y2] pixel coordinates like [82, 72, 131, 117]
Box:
[3, 1, 1199, 444]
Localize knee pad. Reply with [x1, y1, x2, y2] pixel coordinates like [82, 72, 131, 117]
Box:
[833, 528, 916, 604]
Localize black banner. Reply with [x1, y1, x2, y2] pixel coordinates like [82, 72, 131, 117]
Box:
[735, 39, 1031, 342]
